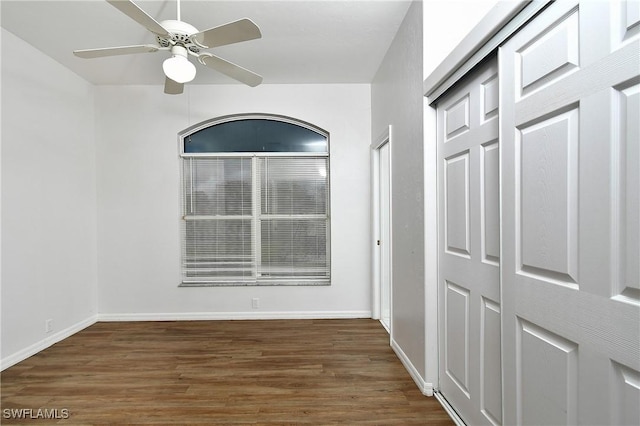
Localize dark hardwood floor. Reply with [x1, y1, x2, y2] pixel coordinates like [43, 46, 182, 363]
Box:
[1, 319, 453, 425]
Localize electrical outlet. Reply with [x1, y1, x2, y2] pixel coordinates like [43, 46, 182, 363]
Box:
[45, 319, 53, 333]
[252, 298, 260, 309]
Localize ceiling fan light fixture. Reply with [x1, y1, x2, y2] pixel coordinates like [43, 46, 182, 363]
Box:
[163, 46, 196, 83]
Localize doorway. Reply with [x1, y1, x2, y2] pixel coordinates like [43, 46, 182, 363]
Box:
[372, 127, 392, 333]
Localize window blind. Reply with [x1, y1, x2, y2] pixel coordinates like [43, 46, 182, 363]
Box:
[258, 157, 329, 281]
[182, 158, 255, 283]
[181, 156, 329, 285]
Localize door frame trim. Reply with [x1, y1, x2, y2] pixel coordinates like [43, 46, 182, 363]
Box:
[371, 125, 393, 335]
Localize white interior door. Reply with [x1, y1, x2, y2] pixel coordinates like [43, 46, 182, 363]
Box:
[500, 1, 640, 424]
[437, 57, 502, 426]
[379, 141, 391, 332]
[373, 133, 392, 333]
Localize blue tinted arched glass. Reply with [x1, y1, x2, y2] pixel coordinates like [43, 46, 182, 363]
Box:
[184, 119, 328, 153]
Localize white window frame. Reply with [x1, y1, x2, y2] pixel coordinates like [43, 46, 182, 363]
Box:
[178, 114, 330, 287]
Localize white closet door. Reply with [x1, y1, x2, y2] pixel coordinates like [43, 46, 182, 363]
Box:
[500, 1, 640, 424]
[437, 57, 502, 426]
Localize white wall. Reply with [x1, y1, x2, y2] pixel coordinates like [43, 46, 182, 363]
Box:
[371, 1, 426, 384]
[423, 0, 498, 79]
[95, 84, 372, 318]
[1, 29, 98, 367]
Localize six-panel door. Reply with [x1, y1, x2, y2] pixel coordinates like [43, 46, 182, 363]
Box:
[437, 57, 502, 426]
[500, 1, 640, 424]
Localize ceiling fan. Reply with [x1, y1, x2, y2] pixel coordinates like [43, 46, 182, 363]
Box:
[74, 0, 263, 94]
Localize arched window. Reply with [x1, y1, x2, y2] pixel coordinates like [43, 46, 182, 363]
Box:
[179, 114, 330, 286]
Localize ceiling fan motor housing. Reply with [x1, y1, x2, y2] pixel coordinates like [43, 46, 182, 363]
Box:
[157, 20, 201, 53]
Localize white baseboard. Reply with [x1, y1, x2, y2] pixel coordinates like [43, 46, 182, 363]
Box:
[390, 337, 434, 396]
[423, 382, 434, 396]
[1, 312, 371, 371]
[97, 310, 372, 322]
[1, 315, 98, 371]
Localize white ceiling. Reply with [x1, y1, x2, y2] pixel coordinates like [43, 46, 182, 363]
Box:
[1, 0, 413, 86]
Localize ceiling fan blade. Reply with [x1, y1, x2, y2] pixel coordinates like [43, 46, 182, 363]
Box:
[192, 18, 262, 48]
[164, 77, 184, 95]
[199, 54, 263, 87]
[106, 0, 169, 36]
[74, 44, 159, 59]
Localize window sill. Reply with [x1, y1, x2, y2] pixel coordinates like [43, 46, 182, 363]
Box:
[179, 280, 331, 287]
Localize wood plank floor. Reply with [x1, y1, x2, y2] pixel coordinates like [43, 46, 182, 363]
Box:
[1, 319, 453, 425]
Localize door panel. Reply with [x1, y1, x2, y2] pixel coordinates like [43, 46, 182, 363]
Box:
[379, 141, 391, 331]
[445, 152, 470, 257]
[437, 57, 501, 426]
[518, 319, 578, 426]
[618, 84, 639, 300]
[445, 280, 470, 396]
[611, 362, 640, 426]
[481, 141, 500, 264]
[518, 107, 579, 285]
[481, 297, 501, 425]
[501, 1, 640, 424]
